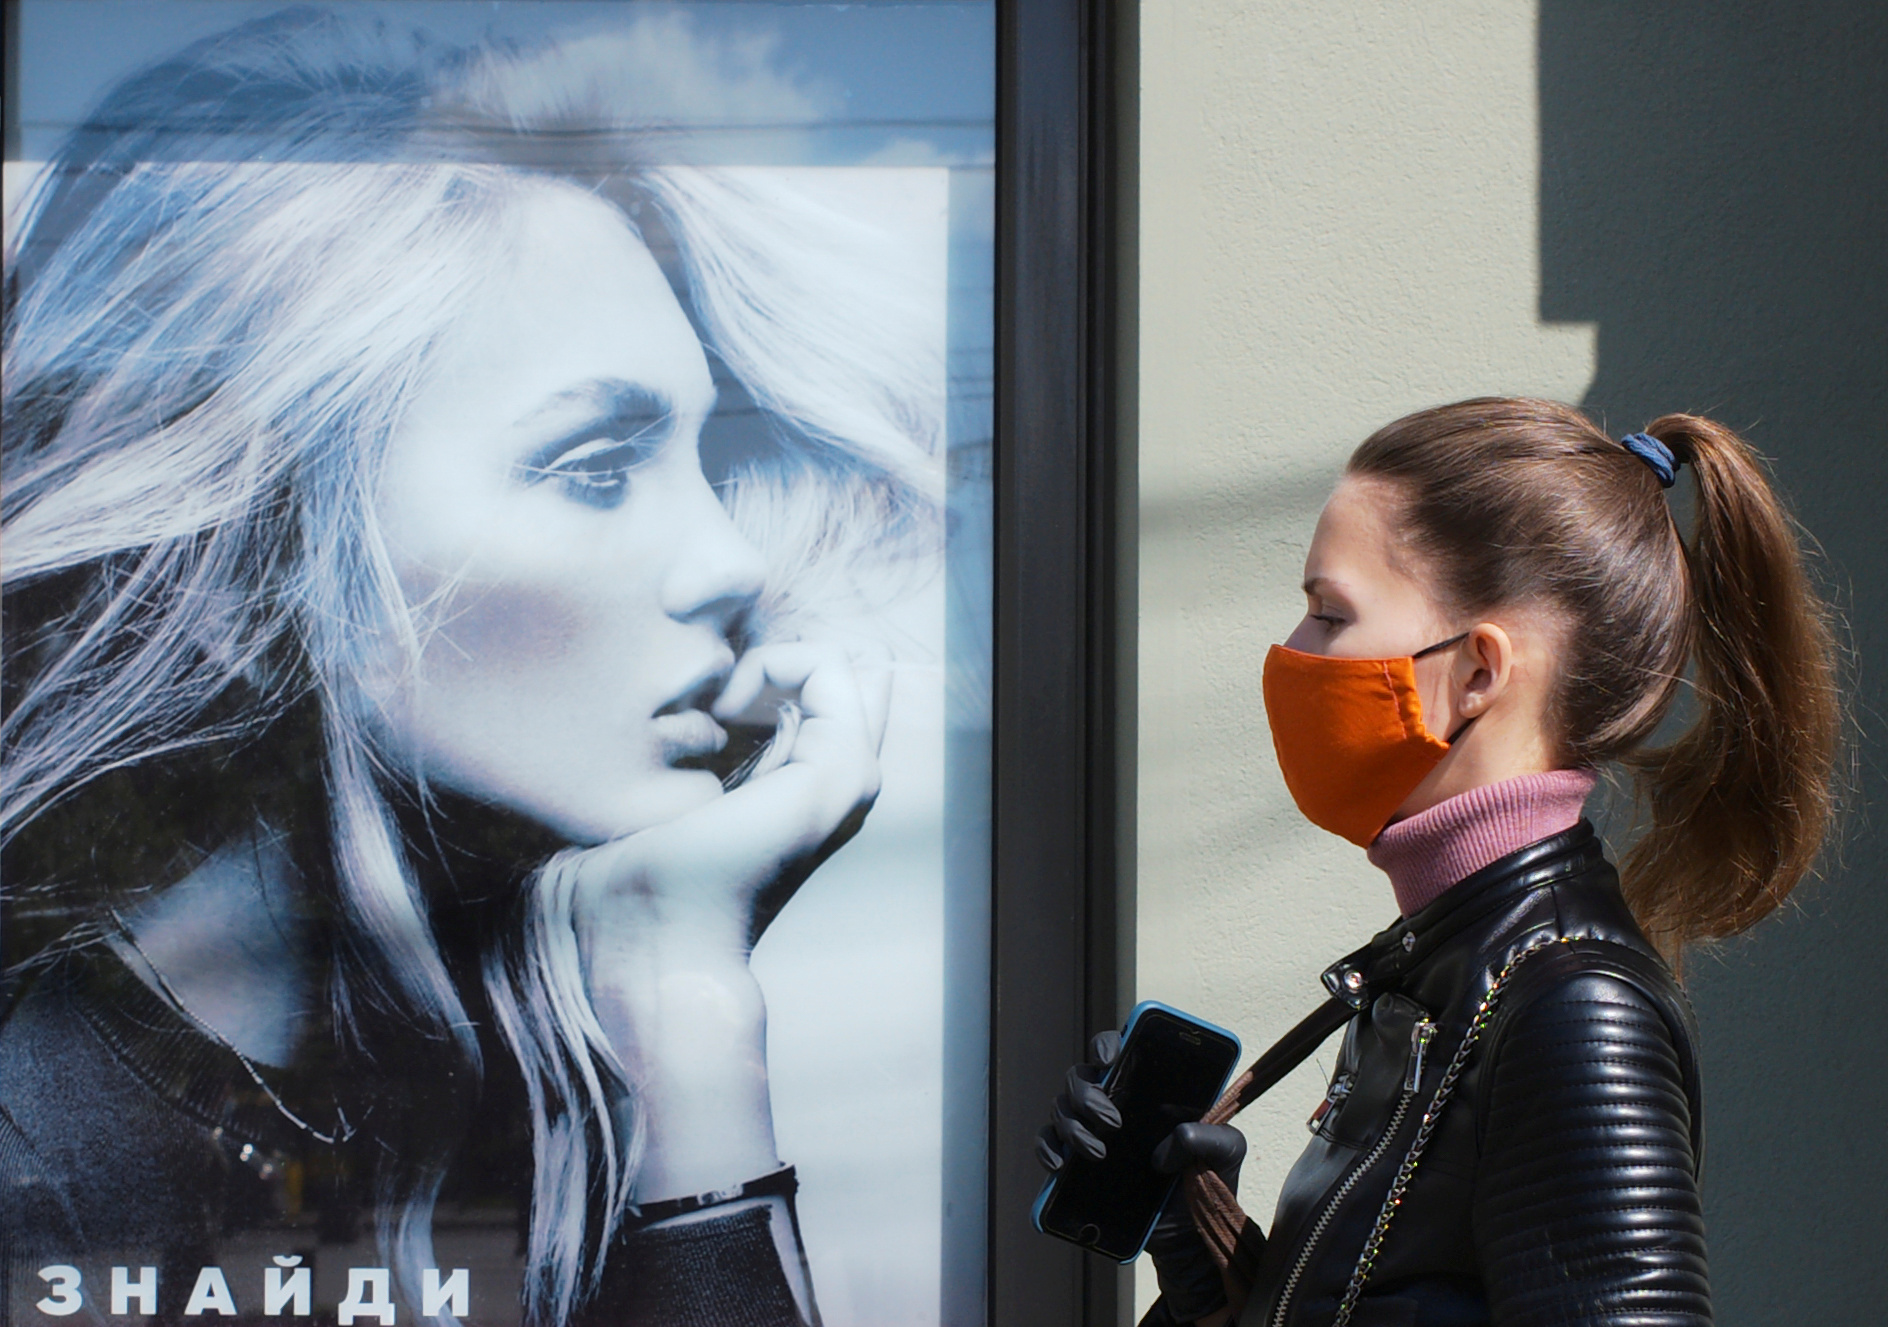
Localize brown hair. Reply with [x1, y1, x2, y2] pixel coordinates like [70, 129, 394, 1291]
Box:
[1349, 397, 1841, 956]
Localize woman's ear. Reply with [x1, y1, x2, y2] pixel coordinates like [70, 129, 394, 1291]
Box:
[1453, 623, 1515, 718]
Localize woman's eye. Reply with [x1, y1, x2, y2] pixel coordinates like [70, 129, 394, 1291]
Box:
[522, 427, 664, 510]
[1312, 613, 1345, 628]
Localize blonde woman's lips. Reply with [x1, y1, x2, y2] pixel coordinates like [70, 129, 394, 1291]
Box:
[654, 708, 728, 761]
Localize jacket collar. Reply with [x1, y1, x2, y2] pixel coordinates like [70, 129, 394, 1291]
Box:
[1320, 821, 1604, 1008]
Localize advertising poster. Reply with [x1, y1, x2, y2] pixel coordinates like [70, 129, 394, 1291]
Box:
[1, 4, 995, 1324]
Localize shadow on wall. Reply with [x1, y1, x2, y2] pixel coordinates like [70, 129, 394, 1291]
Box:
[1538, 2, 1888, 1320]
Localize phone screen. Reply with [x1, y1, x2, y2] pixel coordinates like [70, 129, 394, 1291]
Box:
[1034, 1004, 1242, 1262]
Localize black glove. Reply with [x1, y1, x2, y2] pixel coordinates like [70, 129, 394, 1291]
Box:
[1145, 1122, 1245, 1323]
[1036, 1033, 1246, 1325]
[1035, 1031, 1123, 1172]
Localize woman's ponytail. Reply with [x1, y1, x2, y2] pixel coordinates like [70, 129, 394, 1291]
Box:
[1620, 415, 1842, 953]
[1351, 398, 1844, 961]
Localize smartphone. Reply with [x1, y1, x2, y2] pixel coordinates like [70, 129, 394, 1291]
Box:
[1032, 1001, 1242, 1262]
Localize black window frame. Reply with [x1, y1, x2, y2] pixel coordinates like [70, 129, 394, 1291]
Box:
[990, 1, 1133, 1324]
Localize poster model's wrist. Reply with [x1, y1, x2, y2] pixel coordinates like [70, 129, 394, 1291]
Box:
[621, 1163, 799, 1229]
[590, 1166, 822, 1327]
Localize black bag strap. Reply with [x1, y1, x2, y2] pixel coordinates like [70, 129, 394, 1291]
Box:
[1206, 926, 1397, 1124]
[1183, 994, 1360, 1293]
[1205, 996, 1356, 1126]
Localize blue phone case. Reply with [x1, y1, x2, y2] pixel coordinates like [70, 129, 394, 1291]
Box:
[1030, 1000, 1242, 1262]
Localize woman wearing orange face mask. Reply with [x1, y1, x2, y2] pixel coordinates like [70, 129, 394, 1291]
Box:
[1039, 398, 1842, 1326]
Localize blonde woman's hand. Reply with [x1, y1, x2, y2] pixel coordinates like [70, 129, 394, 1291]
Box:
[566, 640, 890, 1199]
[573, 639, 889, 946]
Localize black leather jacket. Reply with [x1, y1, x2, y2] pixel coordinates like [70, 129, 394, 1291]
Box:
[1180, 823, 1711, 1327]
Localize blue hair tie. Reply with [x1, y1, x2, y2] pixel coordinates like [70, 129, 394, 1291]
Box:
[1621, 432, 1678, 488]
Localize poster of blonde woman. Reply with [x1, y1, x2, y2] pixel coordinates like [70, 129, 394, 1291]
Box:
[1, 4, 995, 1324]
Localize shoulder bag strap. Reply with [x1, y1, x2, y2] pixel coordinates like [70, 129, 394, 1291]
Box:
[1178, 995, 1359, 1293]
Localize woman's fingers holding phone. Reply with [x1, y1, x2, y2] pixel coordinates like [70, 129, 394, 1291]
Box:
[1050, 1092, 1109, 1162]
[1065, 1061, 1121, 1131]
[1152, 1122, 1247, 1190]
[1033, 1028, 1125, 1172]
[1043, 1055, 1121, 1163]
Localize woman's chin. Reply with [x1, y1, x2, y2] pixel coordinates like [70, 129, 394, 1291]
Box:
[571, 767, 728, 844]
[417, 764, 730, 849]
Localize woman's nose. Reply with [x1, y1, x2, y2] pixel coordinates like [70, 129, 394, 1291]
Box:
[1283, 618, 1324, 654]
[658, 467, 768, 625]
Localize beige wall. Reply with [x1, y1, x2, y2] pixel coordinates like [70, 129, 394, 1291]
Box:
[1131, 0, 1888, 1321]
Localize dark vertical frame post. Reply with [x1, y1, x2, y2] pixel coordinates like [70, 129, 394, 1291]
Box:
[990, 0, 1128, 1323]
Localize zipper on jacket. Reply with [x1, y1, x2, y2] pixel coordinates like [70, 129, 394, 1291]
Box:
[1404, 1019, 1436, 1094]
[1306, 1074, 1353, 1134]
[1272, 1086, 1416, 1327]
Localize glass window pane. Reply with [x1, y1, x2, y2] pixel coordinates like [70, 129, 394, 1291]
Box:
[2, 5, 993, 1324]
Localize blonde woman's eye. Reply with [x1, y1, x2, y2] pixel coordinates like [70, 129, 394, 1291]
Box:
[520, 420, 666, 510]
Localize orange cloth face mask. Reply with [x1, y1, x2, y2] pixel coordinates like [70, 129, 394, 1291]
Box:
[1261, 634, 1468, 847]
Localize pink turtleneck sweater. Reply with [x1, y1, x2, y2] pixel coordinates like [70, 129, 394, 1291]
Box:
[1367, 769, 1599, 918]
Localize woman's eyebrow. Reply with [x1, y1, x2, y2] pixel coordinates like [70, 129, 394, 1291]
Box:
[512, 378, 674, 432]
